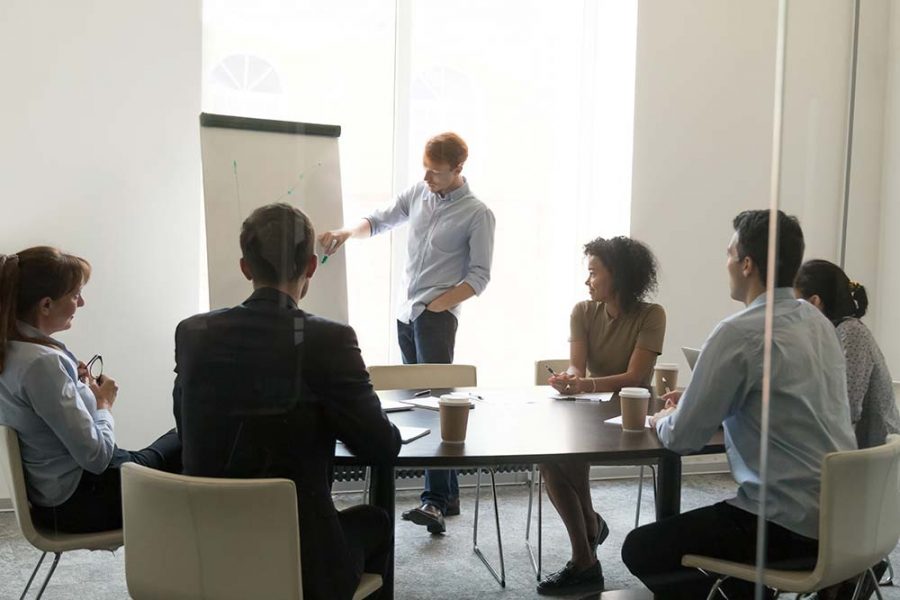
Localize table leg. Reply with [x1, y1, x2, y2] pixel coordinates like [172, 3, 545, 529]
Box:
[371, 464, 396, 599]
[655, 451, 682, 521]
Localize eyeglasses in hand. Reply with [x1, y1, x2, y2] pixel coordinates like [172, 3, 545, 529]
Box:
[85, 354, 103, 381]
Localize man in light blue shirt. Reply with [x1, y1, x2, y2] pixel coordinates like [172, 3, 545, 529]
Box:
[319, 132, 495, 534]
[621, 210, 856, 600]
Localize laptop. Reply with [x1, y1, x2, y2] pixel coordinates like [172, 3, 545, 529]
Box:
[681, 346, 701, 371]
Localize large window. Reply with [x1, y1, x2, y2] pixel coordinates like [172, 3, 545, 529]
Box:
[202, 0, 637, 385]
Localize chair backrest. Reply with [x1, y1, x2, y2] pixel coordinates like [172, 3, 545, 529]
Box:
[812, 434, 900, 587]
[534, 359, 569, 386]
[121, 463, 302, 600]
[0, 425, 42, 546]
[367, 364, 477, 391]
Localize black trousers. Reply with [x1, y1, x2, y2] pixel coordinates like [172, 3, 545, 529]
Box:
[31, 429, 182, 534]
[337, 504, 392, 595]
[621, 501, 819, 600]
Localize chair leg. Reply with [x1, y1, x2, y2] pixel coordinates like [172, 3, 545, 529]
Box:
[472, 467, 506, 587]
[635, 465, 645, 528]
[705, 576, 730, 600]
[525, 465, 542, 580]
[849, 573, 866, 600]
[34, 552, 62, 600]
[362, 466, 371, 504]
[883, 557, 894, 586]
[870, 568, 886, 600]
[20, 551, 47, 600]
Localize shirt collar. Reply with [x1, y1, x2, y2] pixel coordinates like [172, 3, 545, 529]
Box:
[748, 287, 795, 308]
[244, 287, 300, 310]
[438, 177, 470, 202]
[15, 320, 66, 350]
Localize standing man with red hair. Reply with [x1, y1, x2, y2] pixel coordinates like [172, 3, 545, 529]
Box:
[320, 132, 496, 535]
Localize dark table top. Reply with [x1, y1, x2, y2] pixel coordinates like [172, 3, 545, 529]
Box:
[335, 386, 725, 467]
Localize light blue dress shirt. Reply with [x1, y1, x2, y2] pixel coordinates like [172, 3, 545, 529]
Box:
[0, 322, 115, 507]
[366, 179, 495, 323]
[656, 288, 857, 539]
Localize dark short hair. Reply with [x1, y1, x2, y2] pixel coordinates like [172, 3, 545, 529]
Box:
[239, 203, 315, 285]
[584, 236, 658, 313]
[794, 259, 868, 323]
[732, 209, 804, 288]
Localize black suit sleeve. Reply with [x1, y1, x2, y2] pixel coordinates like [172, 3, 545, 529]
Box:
[307, 320, 401, 463]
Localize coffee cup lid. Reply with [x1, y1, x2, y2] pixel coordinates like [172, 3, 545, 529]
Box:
[654, 363, 679, 370]
[619, 387, 651, 398]
[440, 392, 471, 406]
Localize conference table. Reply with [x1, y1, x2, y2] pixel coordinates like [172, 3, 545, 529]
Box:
[335, 386, 726, 599]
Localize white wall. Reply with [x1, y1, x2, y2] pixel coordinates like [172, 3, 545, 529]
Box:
[631, 0, 858, 373]
[0, 1, 202, 500]
[844, 0, 890, 341]
[876, 2, 900, 376]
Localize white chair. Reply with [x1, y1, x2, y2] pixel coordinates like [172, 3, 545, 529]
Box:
[683, 434, 900, 600]
[368, 364, 508, 586]
[525, 360, 659, 580]
[0, 425, 122, 599]
[121, 463, 382, 600]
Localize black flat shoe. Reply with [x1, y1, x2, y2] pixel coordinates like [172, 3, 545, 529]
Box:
[536, 561, 604, 596]
[591, 512, 610, 554]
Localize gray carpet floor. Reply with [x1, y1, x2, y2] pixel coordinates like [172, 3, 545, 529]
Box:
[1, 473, 898, 599]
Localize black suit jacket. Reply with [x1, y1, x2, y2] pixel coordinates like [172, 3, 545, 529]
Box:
[173, 287, 401, 600]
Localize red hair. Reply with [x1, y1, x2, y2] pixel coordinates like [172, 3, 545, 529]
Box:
[424, 132, 468, 169]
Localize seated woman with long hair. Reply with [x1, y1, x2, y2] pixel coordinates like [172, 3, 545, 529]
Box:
[538, 236, 666, 596]
[0, 247, 180, 533]
[794, 259, 900, 449]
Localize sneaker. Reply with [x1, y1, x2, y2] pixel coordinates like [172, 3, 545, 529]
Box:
[536, 561, 604, 596]
[401, 503, 446, 534]
[591, 512, 610, 554]
[446, 497, 461, 516]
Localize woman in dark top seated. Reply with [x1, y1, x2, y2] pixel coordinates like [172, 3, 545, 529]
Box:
[794, 259, 900, 449]
[0, 247, 180, 533]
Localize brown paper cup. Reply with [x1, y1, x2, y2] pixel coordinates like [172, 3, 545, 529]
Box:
[620, 387, 651, 432]
[653, 364, 679, 399]
[439, 394, 470, 443]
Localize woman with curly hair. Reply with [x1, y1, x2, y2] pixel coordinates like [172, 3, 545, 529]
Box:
[538, 236, 666, 596]
[794, 259, 900, 449]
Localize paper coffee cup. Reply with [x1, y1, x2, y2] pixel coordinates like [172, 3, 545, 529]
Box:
[619, 387, 651, 432]
[653, 363, 679, 399]
[439, 393, 471, 443]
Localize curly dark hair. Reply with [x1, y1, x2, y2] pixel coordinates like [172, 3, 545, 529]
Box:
[584, 236, 658, 312]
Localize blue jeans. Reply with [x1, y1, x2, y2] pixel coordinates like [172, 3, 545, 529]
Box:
[398, 310, 459, 514]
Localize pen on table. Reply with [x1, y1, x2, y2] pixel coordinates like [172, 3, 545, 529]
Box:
[320, 239, 338, 264]
[413, 389, 432, 397]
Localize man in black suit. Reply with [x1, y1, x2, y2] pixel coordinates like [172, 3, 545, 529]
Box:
[173, 203, 401, 600]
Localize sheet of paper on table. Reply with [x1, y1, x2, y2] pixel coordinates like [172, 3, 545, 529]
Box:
[400, 396, 475, 411]
[550, 392, 614, 402]
[604, 415, 653, 429]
